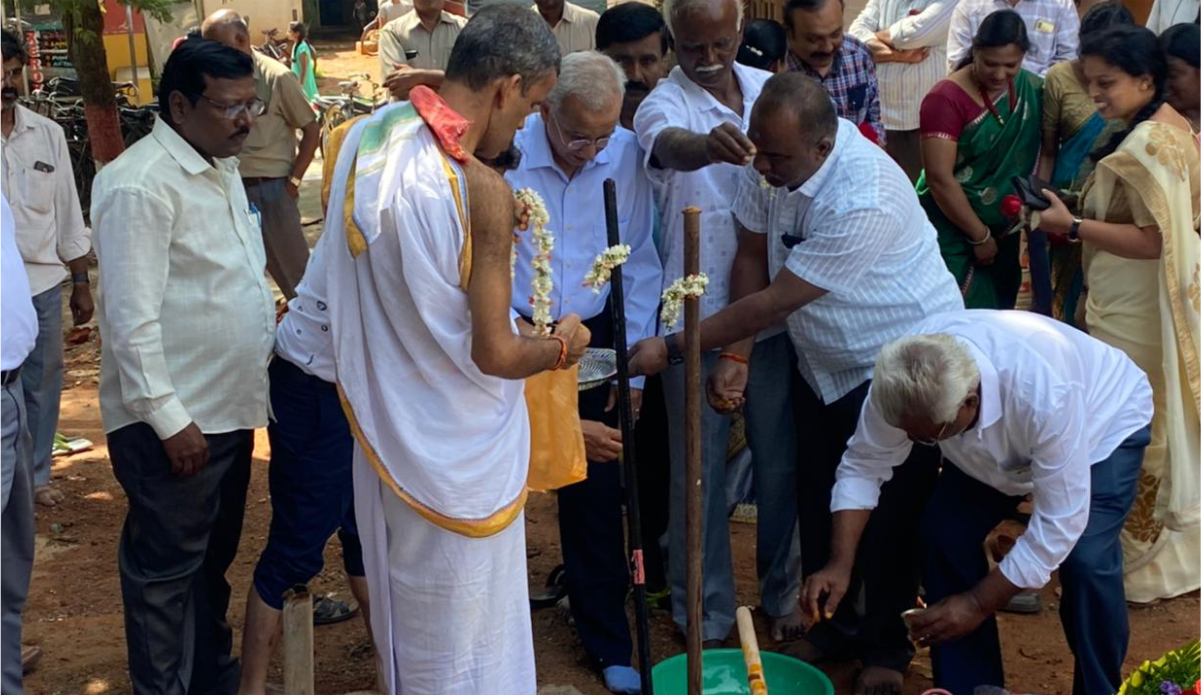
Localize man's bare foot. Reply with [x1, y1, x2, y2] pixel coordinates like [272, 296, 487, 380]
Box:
[21, 646, 41, 674]
[778, 636, 826, 663]
[854, 666, 904, 695]
[770, 606, 807, 643]
[34, 485, 64, 507]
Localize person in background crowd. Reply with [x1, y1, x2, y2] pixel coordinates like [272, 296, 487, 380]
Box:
[236, 124, 376, 695]
[363, 0, 416, 40]
[354, 0, 371, 33]
[1, 30, 93, 510]
[1039, 24, 1200, 606]
[202, 10, 321, 301]
[1160, 22, 1199, 135]
[290, 21, 319, 102]
[1032, 1, 1132, 322]
[506, 52, 662, 694]
[737, 19, 789, 72]
[631, 73, 962, 695]
[1, 192, 39, 696]
[946, 0, 1078, 75]
[597, 2, 670, 130]
[1145, 0, 1200, 33]
[848, 0, 956, 181]
[808, 310, 1153, 695]
[378, 0, 467, 80]
[917, 10, 1041, 310]
[536, 0, 601, 54]
[635, 0, 809, 648]
[784, 0, 887, 144]
[91, 38, 276, 693]
[324, 6, 593, 693]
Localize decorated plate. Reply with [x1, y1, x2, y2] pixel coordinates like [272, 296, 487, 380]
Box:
[578, 347, 617, 391]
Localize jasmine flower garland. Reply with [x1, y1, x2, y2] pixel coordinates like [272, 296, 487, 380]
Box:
[513, 188, 554, 336]
[582, 245, 632, 293]
[660, 273, 709, 330]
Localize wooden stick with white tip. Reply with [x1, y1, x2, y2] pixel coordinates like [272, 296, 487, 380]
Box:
[736, 606, 768, 695]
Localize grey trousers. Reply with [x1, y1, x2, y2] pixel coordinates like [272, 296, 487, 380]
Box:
[109, 423, 252, 694]
[20, 285, 63, 488]
[244, 177, 310, 300]
[663, 333, 801, 640]
[2, 378, 35, 695]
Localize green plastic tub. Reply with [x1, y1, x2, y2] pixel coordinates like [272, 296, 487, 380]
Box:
[652, 648, 835, 694]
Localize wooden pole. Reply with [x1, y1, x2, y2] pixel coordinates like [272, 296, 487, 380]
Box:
[282, 585, 315, 695]
[683, 207, 703, 694]
[737, 606, 768, 695]
[604, 179, 654, 695]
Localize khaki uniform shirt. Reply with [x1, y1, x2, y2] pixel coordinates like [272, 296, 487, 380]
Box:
[238, 52, 317, 179]
[378, 10, 467, 76]
[533, 1, 599, 55]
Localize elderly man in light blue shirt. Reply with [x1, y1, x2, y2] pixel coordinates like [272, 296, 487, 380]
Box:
[506, 50, 661, 695]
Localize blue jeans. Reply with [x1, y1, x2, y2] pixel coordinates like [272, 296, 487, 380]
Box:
[922, 425, 1150, 695]
[20, 285, 63, 487]
[663, 333, 801, 640]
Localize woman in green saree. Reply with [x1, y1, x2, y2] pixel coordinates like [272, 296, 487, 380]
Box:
[916, 9, 1042, 309]
[1032, 1, 1134, 323]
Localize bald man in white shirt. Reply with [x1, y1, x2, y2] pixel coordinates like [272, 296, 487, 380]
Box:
[803, 310, 1152, 695]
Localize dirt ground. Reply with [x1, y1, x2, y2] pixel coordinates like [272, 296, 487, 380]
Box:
[19, 37, 1200, 696]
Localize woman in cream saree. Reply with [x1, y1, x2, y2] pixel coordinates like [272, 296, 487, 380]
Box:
[1042, 25, 1199, 602]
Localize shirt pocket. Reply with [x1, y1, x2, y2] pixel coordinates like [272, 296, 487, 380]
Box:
[19, 165, 56, 215]
[847, 84, 868, 114]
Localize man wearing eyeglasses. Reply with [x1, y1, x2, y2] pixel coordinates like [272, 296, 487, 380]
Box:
[504, 50, 661, 695]
[91, 38, 275, 694]
[203, 9, 321, 300]
[631, 73, 961, 694]
[805, 309, 1152, 695]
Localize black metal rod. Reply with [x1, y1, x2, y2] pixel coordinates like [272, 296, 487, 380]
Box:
[603, 178, 654, 695]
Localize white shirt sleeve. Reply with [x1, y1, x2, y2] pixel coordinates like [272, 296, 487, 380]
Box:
[848, 0, 884, 43]
[51, 122, 91, 264]
[784, 196, 897, 295]
[889, 0, 960, 49]
[998, 383, 1092, 589]
[1050, 3, 1080, 66]
[831, 385, 915, 511]
[93, 186, 193, 439]
[946, 1, 974, 72]
[1145, 0, 1164, 33]
[378, 22, 409, 78]
[633, 85, 685, 184]
[731, 164, 769, 234]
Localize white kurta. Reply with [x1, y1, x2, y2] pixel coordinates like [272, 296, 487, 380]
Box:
[324, 102, 536, 695]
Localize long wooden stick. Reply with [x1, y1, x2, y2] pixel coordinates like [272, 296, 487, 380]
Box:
[737, 606, 768, 695]
[683, 207, 703, 694]
[282, 585, 315, 695]
[603, 179, 654, 695]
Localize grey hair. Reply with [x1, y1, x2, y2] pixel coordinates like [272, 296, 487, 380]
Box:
[662, 0, 743, 39]
[445, 4, 561, 91]
[871, 333, 981, 427]
[546, 51, 626, 112]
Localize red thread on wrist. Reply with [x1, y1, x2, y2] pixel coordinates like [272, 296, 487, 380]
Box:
[719, 352, 749, 365]
[550, 335, 568, 370]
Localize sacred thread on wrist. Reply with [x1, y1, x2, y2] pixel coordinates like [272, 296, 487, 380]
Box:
[550, 335, 568, 370]
[719, 352, 749, 365]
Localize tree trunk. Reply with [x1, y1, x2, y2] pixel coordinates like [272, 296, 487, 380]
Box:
[64, 1, 125, 167]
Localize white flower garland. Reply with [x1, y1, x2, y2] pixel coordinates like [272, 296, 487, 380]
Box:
[513, 188, 554, 336]
[582, 244, 632, 293]
[659, 273, 709, 330]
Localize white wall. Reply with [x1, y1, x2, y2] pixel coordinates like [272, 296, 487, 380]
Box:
[200, 0, 304, 39]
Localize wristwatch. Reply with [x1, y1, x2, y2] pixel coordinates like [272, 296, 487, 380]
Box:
[664, 333, 685, 366]
[288, 175, 303, 189]
[1068, 216, 1084, 242]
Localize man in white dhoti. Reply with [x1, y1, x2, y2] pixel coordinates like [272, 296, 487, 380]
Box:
[322, 5, 590, 694]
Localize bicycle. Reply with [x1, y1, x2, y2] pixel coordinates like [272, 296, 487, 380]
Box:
[314, 73, 386, 156]
[256, 28, 290, 65]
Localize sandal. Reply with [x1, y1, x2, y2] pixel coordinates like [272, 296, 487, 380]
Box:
[312, 595, 359, 625]
[529, 564, 568, 610]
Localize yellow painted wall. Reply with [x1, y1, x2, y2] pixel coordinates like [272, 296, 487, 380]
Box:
[103, 33, 154, 104]
[201, 0, 305, 40]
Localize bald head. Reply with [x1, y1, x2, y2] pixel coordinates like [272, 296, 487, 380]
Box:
[755, 72, 836, 140]
[201, 9, 251, 55]
[748, 72, 837, 189]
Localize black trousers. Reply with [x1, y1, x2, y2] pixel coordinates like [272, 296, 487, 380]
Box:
[634, 373, 670, 593]
[796, 379, 939, 672]
[557, 310, 634, 668]
[109, 423, 252, 694]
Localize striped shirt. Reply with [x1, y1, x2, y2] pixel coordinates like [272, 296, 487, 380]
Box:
[947, 0, 1078, 76]
[786, 36, 886, 145]
[847, 0, 956, 131]
[731, 119, 963, 403]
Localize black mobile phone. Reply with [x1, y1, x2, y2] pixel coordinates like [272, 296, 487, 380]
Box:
[405, 49, 419, 60]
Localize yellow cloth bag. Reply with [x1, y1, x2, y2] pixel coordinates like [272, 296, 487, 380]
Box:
[524, 366, 587, 492]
